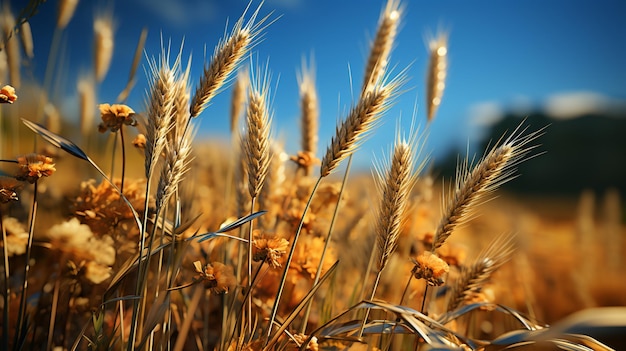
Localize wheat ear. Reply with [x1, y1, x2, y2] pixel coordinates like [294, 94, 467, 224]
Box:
[77, 74, 96, 138]
[57, 0, 78, 29]
[189, 3, 269, 118]
[144, 53, 179, 178]
[431, 124, 542, 251]
[320, 75, 402, 178]
[243, 67, 273, 199]
[375, 127, 425, 273]
[1, 6, 20, 89]
[298, 57, 319, 155]
[425, 31, 448, 122]
[362, 0, 401, 94]
[19, 21, 34, 59]
[157, 72, 194, 209]
[230, 67, 250, 134]
[94, 12, 114, 82]
[446, 232, 516, 312]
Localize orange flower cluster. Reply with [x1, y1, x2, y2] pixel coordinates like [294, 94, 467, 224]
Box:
[15, 153, 56, 183]
[193, 261, 236, 294]
[412, 251, 450, 286]
[0, 85, 17, 103]
[253, 234, 289, 269]
[98, 103, 137, 133]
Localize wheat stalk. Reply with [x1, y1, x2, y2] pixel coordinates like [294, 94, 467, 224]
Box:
[362, 0, 401, 94]
[320, 75, 402, 178]
[94, 13, 114, 82]
[189, 3, 269, 118]
[431, 124, 542, 251]
[445, 232, 516, 312]
[425, 31, 448, 122]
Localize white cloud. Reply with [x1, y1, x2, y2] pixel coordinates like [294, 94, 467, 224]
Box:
[543, 91, 626, 119]
[468, 101, 504, 127]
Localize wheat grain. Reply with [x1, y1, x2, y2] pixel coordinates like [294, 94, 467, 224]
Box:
[189, 3, 269, 118]
[94, 13, 114, 82]
[431, 125, 541, 251]
[362, 0, 401, 94]
[320, 76, 401, 178]
[425, 32, 448, 122]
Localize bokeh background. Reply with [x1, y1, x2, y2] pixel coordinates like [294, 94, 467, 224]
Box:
[6, 0, 626, 197]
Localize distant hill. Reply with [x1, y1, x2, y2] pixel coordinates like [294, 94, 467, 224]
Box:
[435, 111, 626, 198]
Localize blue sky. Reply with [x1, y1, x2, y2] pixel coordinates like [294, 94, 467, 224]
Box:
[15, 0, 626, 171]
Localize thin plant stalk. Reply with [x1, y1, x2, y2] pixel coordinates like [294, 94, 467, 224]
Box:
[46, 259, 64, 350]
[1, 210, 8, 351]
[300, 155, 353, 333]
[246, 196, 257, 336]
[14, 181, 38, 348]
[119, 126, 127, 194]
[173, 286, 203, 351]
[265, 176, 322, 344]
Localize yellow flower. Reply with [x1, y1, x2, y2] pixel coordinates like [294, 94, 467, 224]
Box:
[0, 84, 17, 103]
[253, 233, 289, 269]
[97, 103, 137, 133]
[132, 133, 147, 149]
[16, 153, 56, 183]
[193, 261, 236, 294]
[411, 251, 450, 286]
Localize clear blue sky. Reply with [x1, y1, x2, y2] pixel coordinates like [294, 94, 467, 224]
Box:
[15, 0, 626, 171]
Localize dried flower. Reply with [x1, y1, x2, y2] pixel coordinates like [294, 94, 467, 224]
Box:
[290, 236, 335, 281]
[73, 178, 146, 237]
[85, 261, 112, 285]
[193, 261, 236, 294]
[253, 234, 289, 269]
[97, 103, 137, 133]
[0, 84, 17, 103]
[132, 133, 147, 149]
[0, 176, 20, 202]
[47, 218, 116, 284]
[411, 251, 450, 286]
[16, 153, 56, 183]
[290, 151, 320, 170]
[1, 217, 28, 256]
[293, 333, 319, 351]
